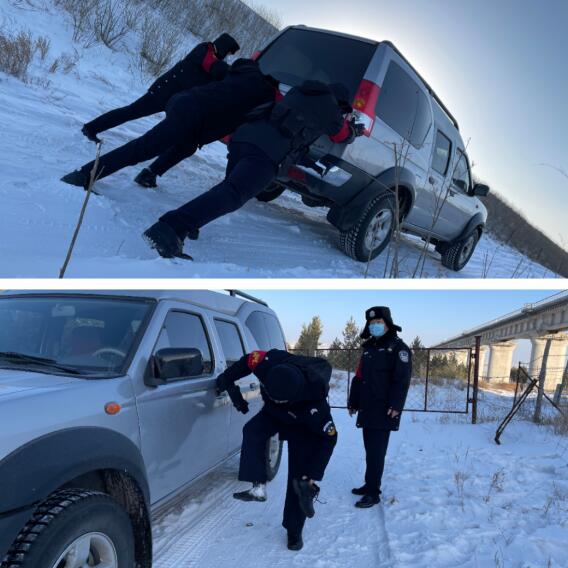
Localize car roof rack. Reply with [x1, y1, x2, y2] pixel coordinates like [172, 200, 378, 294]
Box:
[381, 40, 459, 131]
[226, 290, 269, 307]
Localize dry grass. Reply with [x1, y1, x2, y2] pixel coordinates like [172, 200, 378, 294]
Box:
[0, 28, 35, 80]
[138, 14, 178, 77]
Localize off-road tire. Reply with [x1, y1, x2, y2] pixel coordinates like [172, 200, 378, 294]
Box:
[339, 193, 396, 262]
[1, 489, 135, 568]
[265, 435, 283, 481]
[441, 230, 480, 271]
[256, 183, 285, 203]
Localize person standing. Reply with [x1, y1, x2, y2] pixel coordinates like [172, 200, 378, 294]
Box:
[348, 306, 412, 508]
[216, 349, 338, 551]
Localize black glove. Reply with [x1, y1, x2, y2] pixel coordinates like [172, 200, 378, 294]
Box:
[234, 399, 250, 414]
[216, 372, 230, 394]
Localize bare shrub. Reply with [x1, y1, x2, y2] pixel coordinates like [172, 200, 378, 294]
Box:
[244, 1, 282, 29]
[35, 36, 51, 60]
[93, 0, 136, 49]
[54, 0, 99, 43]
[0, 28, 35, 80]
[49, 51, 79, 74]
[139, 14, 178, 77]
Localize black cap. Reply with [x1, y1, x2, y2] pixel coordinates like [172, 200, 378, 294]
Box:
[360, 306, 402, 339]
[264, 364, 305, 403]
[329, 82, 353, 113]
[213, 33, 240, 59]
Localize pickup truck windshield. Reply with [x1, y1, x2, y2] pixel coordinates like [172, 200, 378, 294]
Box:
[258, 28, 376, 98]
[0, 296, 153, 375]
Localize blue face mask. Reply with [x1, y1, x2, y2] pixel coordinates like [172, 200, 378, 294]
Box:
[369, 323, 386, 338]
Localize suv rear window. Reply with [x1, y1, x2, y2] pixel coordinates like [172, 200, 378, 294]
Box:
[376, 61, 432, 148]
[215, 320, 245, 366]
[432, 131, 452, 175]
[259, 28, 376, 98]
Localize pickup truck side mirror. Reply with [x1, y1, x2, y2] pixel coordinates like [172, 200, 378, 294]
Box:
[152, 348, 204, 383]
[471, 183, 490, 197]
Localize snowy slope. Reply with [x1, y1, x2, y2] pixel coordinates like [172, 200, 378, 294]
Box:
[152, 405, 568, 567]
[0, 1, 559, 278]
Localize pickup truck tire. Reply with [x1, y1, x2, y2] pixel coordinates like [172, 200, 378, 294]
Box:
[265, 434, 283, 481]
[1, 489, 135, 568]
[339, 193, 395, 262]
[256, 183, 285, 203]
[441, 230, 480, 271]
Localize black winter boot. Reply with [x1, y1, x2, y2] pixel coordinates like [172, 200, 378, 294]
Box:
[81, 124, 101, 143]
[233, 483, 267, 502]
[143, 221, 192, 260]
[292, 479, 319, 519]
[61, 169, 90, 190]
[351, 485, 368, 496]
[134, 168, 158, 189]
[287, 531, 303, 551]
[355, 494, 380, 508]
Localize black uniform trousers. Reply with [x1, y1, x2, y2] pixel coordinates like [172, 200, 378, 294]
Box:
[238, 409, 331, 535]
[85, 92, 165, 136]
[79, 93, 201, 181]
[161, 142, 277, 237]
[362, 428, 391, 497]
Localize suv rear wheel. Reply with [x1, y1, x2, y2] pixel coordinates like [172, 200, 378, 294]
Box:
[339, 193, 395, 262]
[1, 490, 135, 568]
[265, 434, 283, 481]
[441, 230, 480, 271]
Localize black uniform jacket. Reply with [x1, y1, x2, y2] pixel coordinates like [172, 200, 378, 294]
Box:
[231, 80, 350, 168]
[348, 331, 412, 431]
[181, 59, 279, 146]
[148, 42, 228, 105]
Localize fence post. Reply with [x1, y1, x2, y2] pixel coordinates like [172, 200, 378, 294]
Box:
[472, 335, 481, 424]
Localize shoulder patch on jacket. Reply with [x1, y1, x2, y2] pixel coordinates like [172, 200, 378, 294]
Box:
[323, 420, 337, 437]
[399, 350, 410, 363]
[247, 350, 267, 370]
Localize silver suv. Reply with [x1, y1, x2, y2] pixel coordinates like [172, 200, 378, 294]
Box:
[0, 290, 285, 568]
[255, 26, 490, 271]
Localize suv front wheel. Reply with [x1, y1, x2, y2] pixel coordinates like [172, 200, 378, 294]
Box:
[339, 193, 395, 262]
[1, 489, 135, 568]
[441, 230, 480, 271]
[265, 434, 283, 481]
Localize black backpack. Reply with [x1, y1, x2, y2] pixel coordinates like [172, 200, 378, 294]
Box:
[288, 354, 332, 399]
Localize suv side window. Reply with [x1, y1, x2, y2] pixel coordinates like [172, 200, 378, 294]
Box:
[452, 151, 472, 193]
[432, 131, 452, 175]
[376, 61, 432, 148]
[215, 320, 245, 366]
[154, 311, 213, 375]
[246, 312, 286, 351]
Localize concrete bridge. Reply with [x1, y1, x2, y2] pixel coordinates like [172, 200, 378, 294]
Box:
[435, 291, 568, 389]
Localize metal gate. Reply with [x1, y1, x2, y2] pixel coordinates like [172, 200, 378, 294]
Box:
[290, 343, 480, 420]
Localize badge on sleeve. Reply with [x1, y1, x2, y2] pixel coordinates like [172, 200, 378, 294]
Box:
[247, 350, 267, 370]
[323, 420, 337, 437]
[399, 350, 409, 363]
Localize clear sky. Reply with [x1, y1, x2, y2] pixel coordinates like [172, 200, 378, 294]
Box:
[256, 0, 568, 247]
[248, 289, 564, 363]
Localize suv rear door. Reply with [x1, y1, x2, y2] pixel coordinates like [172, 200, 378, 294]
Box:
[134, 305, 230, 504]
[213, 318, 262, 453]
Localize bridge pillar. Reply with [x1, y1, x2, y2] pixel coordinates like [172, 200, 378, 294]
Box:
[478, 346, 489, 380]
[529, 335, 568, 390]
[487, 341, 517, 382]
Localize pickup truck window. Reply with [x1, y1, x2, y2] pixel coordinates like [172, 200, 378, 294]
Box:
[432, 130, 452, 175]
[214, 320, 245, 366]
[0, 296, 153, 375]
[452, 151, 472, 193]
[154, 311, 213, 374]
[246, 312, 286, 351]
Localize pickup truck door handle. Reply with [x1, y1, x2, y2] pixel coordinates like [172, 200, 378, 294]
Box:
[428, 176, 436, 185]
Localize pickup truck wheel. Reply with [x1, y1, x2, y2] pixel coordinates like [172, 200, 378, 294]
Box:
[441, 230, 480, 271]
[265, 434, 283, 481]
[339, 193, 395, 262]
[1, 490, 135, 568]
[256, 183, 285, 203]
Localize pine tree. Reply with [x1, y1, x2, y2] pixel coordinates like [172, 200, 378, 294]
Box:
[411, 336, 428, 377]
[295, 316, 323, 357]
[341, 316, 362, 372]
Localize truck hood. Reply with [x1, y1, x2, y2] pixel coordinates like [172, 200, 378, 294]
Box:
[0, 368, 78, 399]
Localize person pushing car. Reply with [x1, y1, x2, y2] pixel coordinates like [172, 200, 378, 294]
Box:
[216, 349, 338, 552]
[143, 80, 364, 260]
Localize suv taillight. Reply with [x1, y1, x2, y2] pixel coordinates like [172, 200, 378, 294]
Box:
[252, 50, 262, 61]
[352, 80, 380, 136]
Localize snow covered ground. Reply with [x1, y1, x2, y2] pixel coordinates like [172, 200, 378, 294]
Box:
[0, 0, 559, 278]
[152, 400, 568, 568]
